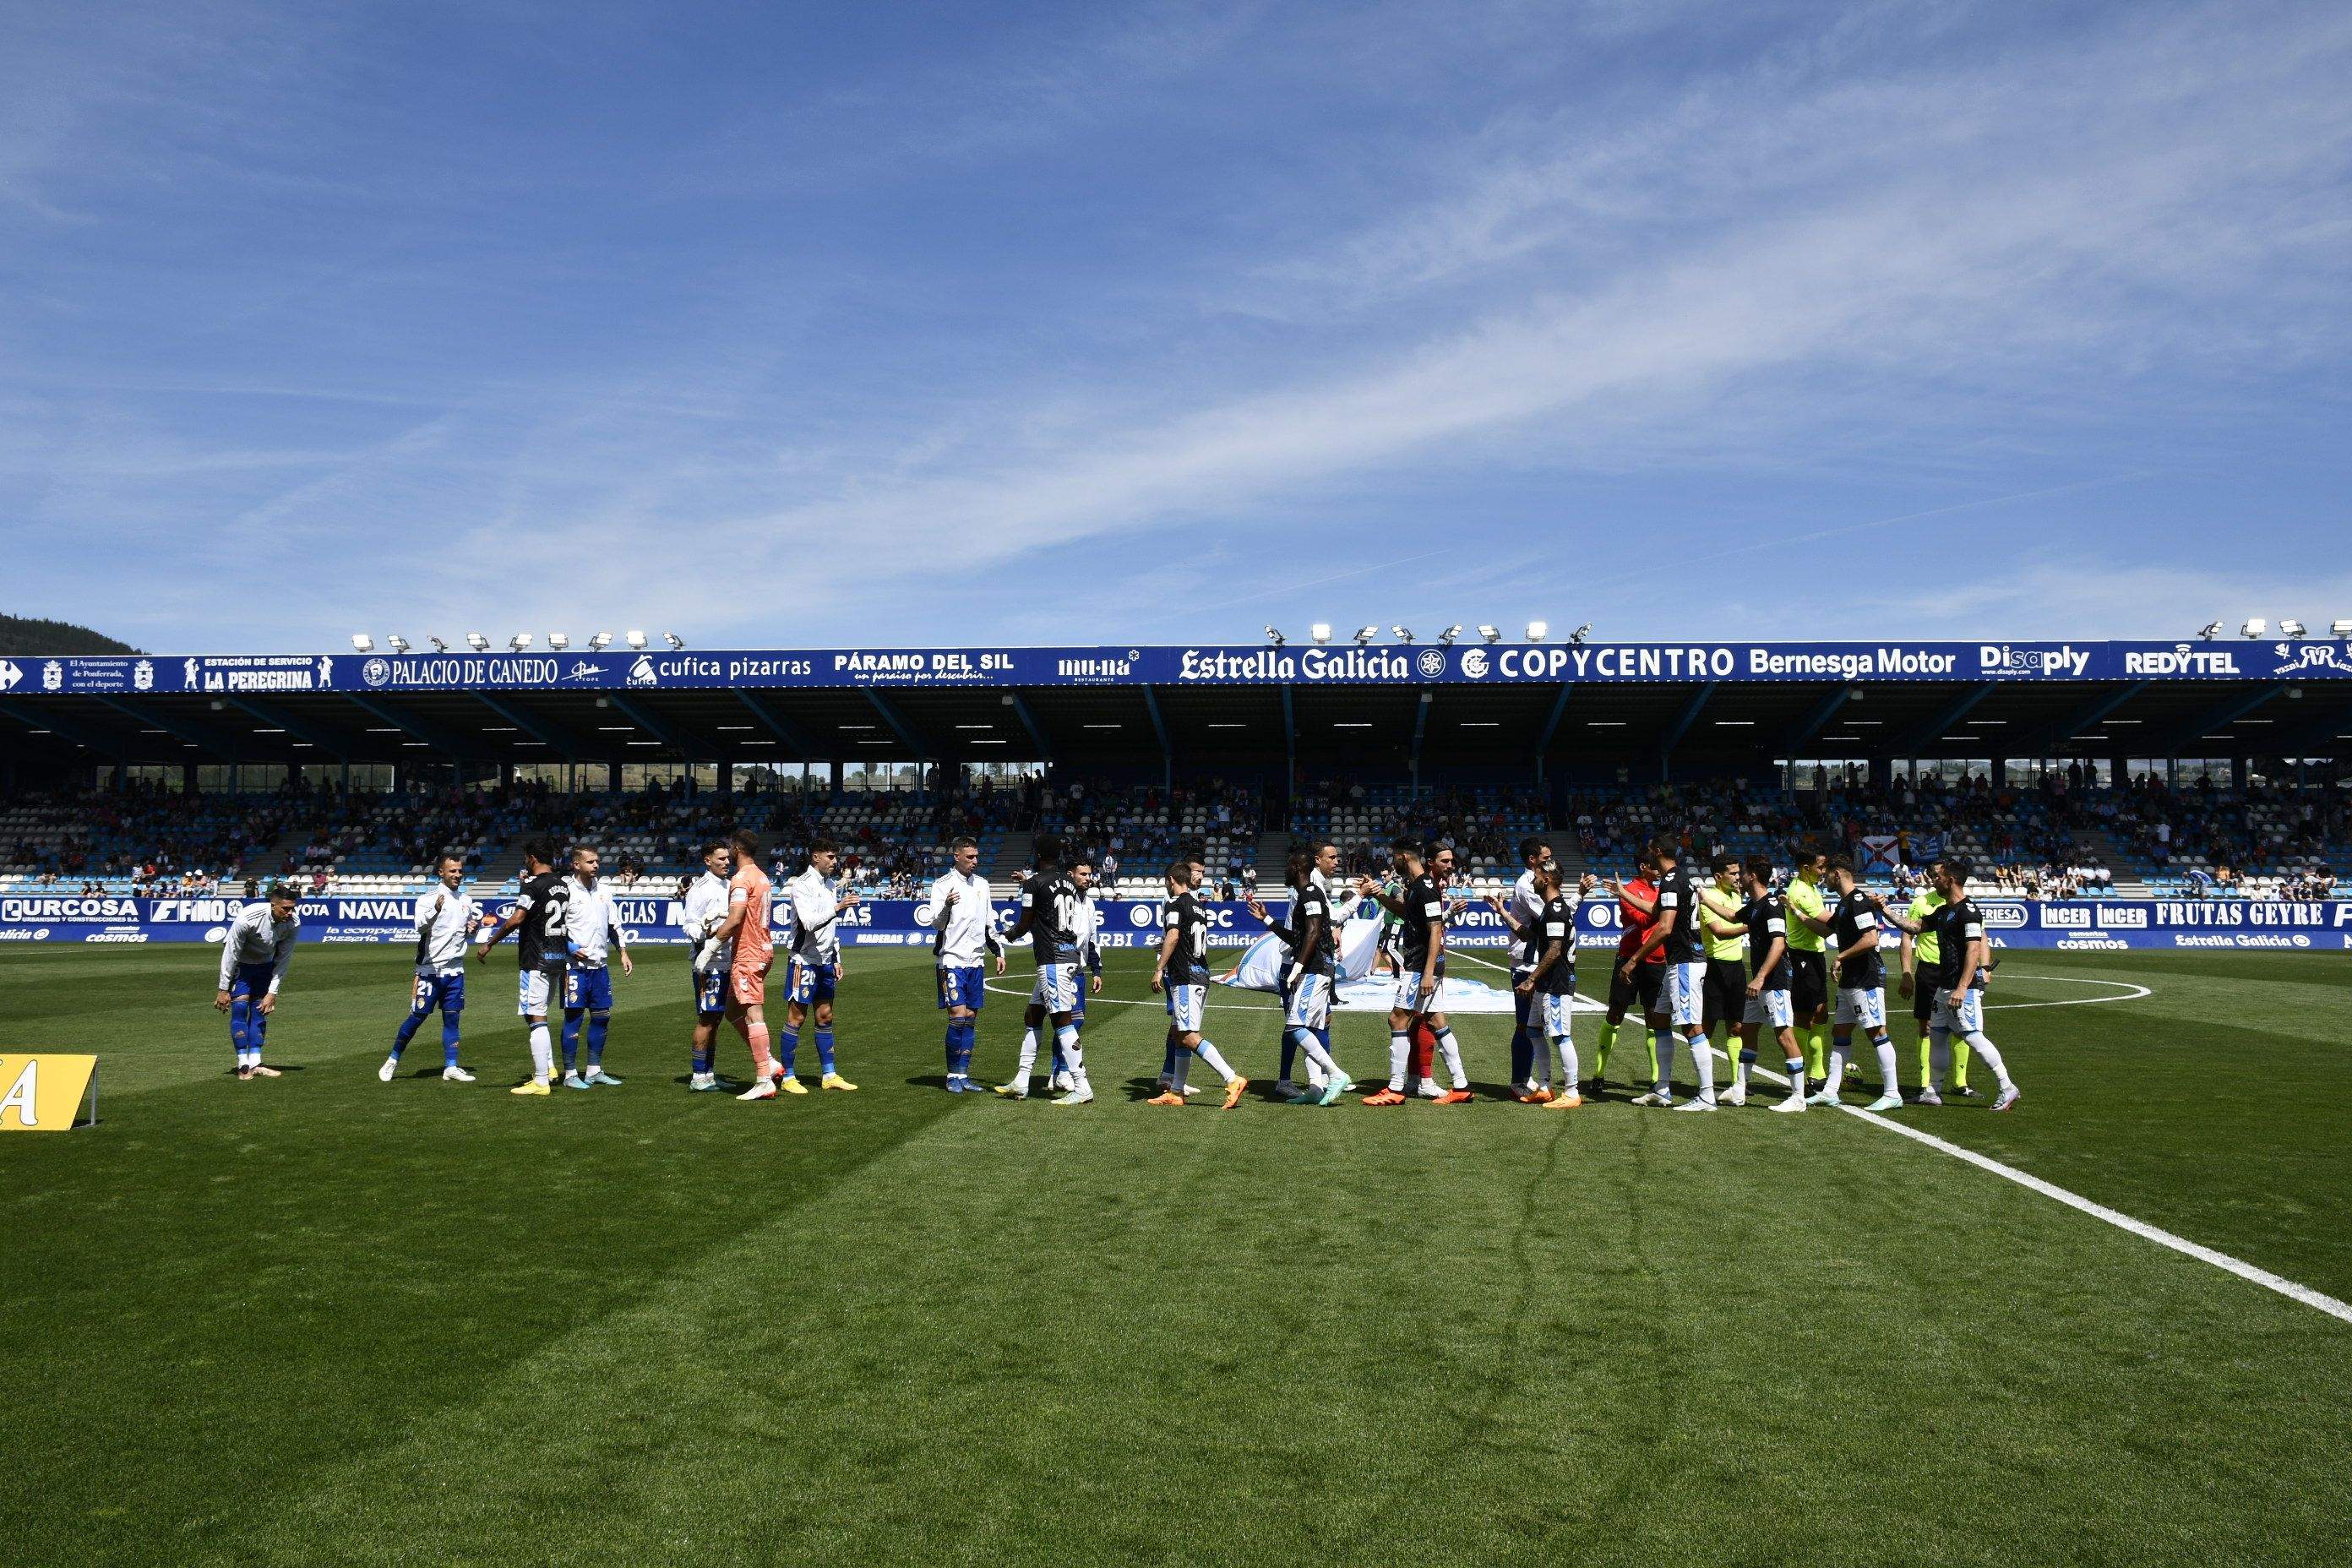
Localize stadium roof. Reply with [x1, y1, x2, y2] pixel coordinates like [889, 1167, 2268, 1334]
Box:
[1, 641, 2346, 772]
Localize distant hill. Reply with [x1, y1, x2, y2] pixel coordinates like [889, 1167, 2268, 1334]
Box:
[0, 615, 139, 656]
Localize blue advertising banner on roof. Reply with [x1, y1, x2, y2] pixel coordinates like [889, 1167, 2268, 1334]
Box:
[5, 639, 2349, 697]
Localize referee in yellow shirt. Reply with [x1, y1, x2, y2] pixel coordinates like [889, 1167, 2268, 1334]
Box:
[1782, 843, 1832, 1093]
[1697, 853, 1751, 1102]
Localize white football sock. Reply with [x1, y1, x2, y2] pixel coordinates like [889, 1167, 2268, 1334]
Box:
[1652, 1029, 1675, 1092]
[529, 1023, 552, 1081]
[1388, 1032, 1410, 1092]
[1687, 1032, 1715, 1098]
[1195, 1041, 1237, 1085]
[1015, 1027, 1038, 1078]
[1824, 1041, 1848, 1097]
[1553, 1037, 1579, 1086]
[1930, 1029, 1953, 1092]
[1963, 1031, 2013, 1092]
[1295, 1029, 1338, 1079]
[1871, 1034, 1899, 1091]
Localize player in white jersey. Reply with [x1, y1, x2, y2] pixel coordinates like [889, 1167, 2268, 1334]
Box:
[781, 838, 863, 1092]
[378, 852, 482, 1083]
[215, 883, 300, 1079]
[928, 836, 1006, 1093]
[558, 846, 634, 1088]
[1054, 857, 1106, 1092]
[681, 839, 735, 1091]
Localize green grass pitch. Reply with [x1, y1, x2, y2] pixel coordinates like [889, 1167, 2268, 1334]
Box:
[3, 943, 2349, 1566]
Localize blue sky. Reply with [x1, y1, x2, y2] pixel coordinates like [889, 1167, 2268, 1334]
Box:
[3, 0, 2349, 652]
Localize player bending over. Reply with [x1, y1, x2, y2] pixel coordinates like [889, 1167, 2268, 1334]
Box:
[1797, 855, 1902, 1113]
[683, 839, 737, 1091]
[1874, 859, 2022, 1112]
[996, 835, 1092, 1105]
[215, 882, 300, 1080]
[779, 838, 861, 1092]
[1147, 852, 1245, 1109]
[928, 835, 1005, 1093]
[380, 852, 481, 1083]
[1700, 856, 1809, 1112]
[474, 838, 569, 1095]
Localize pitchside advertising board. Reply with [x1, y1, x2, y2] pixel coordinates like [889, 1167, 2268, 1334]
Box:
[4, 640, 2350, 697]
[1, 893, 2347, 952]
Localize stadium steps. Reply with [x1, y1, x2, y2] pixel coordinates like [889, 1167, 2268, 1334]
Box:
[254, 822, 313, 882]
[988, 831, 1032, 898]
[467, 833, 531, 893]
[2080, 827, 2150, 896]
[1550, 829, 1587, 879]
[1253, 830, 1289, 879]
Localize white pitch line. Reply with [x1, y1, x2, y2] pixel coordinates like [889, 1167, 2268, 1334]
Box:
[1712, 1037, 2352, 1327]
[1837, 1102, 2352, 1326]
[1977, 974, 2153, 1010]
[988, 963, 2350, 1326]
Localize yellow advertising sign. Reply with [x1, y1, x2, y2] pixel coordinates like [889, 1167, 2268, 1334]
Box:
[0, 1054, 99, 1131]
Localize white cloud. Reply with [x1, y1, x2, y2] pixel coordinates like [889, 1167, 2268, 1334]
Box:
[8, 1, 2352, 648]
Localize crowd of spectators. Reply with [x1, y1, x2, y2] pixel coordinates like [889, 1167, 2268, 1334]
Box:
[1037, 776, 1262, 887]
[1293, 781, 1547, 877]
[5, 768, 2346, 901]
